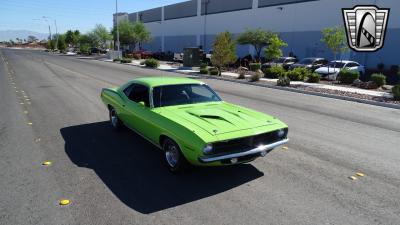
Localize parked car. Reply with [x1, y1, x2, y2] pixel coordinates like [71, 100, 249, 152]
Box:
[289, 57, 328, 71]
[262, 57, 298, 70]
[315, 60, 365, 80]
[101, 77, 289, 172]
[89, 47, 107, 55]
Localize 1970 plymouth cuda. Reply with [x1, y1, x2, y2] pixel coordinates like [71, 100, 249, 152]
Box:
[101, 77, 288, 172]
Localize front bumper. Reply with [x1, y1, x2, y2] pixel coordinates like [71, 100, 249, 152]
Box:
[198, 139, 289, 163]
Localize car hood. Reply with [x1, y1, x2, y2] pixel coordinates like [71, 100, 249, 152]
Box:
[315, 67, 341, 74]
[160, 102, 280, 136]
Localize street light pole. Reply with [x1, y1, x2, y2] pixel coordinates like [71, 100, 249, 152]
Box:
[43, 16, 58, 50]
[116, 0, 120, 53]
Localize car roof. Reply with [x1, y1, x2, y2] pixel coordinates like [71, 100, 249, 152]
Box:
[132, 77, 203, 87]
[302, 57, 325, 60]
[330, 60, 357, 64]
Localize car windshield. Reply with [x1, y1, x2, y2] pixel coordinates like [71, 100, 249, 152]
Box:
[326, 62, 345, 68]
[298, 58, 314, 64]
[153, 84, 222, 107]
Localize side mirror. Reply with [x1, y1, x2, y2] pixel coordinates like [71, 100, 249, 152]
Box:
[138, 101, 146, 107]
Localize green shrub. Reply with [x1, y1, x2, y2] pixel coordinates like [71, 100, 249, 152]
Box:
[277, 76, 290, 86]
[209, 68, 219, 75]
[263, 66, 286, 78]
[370, 73, 386, 87]
[79, 44, 90, 55]
[144, 58, 159, 68]
[249, 63, 261, 71]
[238, 69, 246, 79]
[199, 68, 209, 74]
[307, 73, 321, 83]
[393, 85, 400, 100]
[200, 63, 208, 70]
[250, 71, 262, 82]
[338, 69, 360, 84]
[120, 58, 132, 63]
[113, 58, 121, 62]
[287, 67, 310, 81]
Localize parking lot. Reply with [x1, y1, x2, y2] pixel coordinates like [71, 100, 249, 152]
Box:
[1, 48, 400, 225]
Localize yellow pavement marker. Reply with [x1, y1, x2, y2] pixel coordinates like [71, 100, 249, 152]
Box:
[34, 138, 41, 143]
[356, 172, 365, 177]
[59, 199, 70, 206]
[348, 176, 357, 181]
[24, 111, 28, 114]
[282, 146, 289, 150]
[20, 103, 24, 105]
[27, 122, 33, 126]
[42, 161, 52, 166]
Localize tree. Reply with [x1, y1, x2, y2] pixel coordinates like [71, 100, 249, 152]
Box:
[112, 21, 151, 50]
[133, 22, 151, 50]
[321, 26, 348, 60]
[79, 33, 98, 48]
[112, 20, 136, 48]
[65, 30, 81, 47]
[27, 35, 37, 43]
[264, 34, 288, 62]
[48, 39, 55, 50]
[237, 29, 274, 61]
[211, 31, 237, 76]
[73, 30, 80, 46]
[93, 24, 112, 49]
[57, 34, 66, 51]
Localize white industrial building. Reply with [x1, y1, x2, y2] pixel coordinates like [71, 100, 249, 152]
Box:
[114, 0, 399, 68]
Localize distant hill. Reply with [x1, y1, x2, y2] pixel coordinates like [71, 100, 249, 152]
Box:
[0, 30, 48, 42]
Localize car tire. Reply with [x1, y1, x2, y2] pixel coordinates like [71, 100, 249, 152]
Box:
[109, 107, 124, 131]
[162, 138, 188, 173]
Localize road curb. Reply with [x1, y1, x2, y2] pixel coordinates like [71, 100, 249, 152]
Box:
[87, 57, 400, 110]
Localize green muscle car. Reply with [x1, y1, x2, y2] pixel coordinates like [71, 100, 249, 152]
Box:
[101, 77, 288, 172]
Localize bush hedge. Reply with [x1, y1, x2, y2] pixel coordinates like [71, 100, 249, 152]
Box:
[286, 67, 310, 81]
[392, 85, 400, 100]
[200, 63, 208, 70]
[113, 58, 121, 62]
[277, 76, 290, 86]
[200, 68, 209, 74]
[120, 58, 132, 64]
[144, 58, 159, 68]
[249, 63, 261, 71]
[250, 71, 262, 82]
[263, 66, 286, 78]
[209, 68, 219, 75]
[370, 73, 386, 87]
[338, 69, 359, 84]
[238, 69, 246, 79]
[307, 73, 321, 83]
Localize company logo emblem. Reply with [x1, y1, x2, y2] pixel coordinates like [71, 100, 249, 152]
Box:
[342, 5, 390, 52]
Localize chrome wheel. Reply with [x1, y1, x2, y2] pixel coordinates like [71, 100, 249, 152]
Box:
[165, 143, 179, 168]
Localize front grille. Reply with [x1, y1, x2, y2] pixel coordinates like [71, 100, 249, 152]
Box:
[212, 128, 288, 155]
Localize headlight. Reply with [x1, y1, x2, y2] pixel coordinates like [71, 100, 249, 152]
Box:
[277, 129, 286, 138]
[203, 144, 213, 155]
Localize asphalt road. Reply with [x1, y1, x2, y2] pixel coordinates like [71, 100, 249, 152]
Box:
[1, 49, 399, 225]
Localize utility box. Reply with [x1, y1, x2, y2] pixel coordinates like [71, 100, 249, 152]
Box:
[183, 47, 203, 67]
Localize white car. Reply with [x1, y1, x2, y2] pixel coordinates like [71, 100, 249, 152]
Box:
[315, 60, 365, 80]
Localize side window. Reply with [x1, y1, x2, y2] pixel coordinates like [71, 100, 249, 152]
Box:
[125, 84, 150, 107]
[191, 85, 213, 99]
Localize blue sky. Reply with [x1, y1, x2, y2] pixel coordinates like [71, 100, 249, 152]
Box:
[0, 0, 186, 34]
